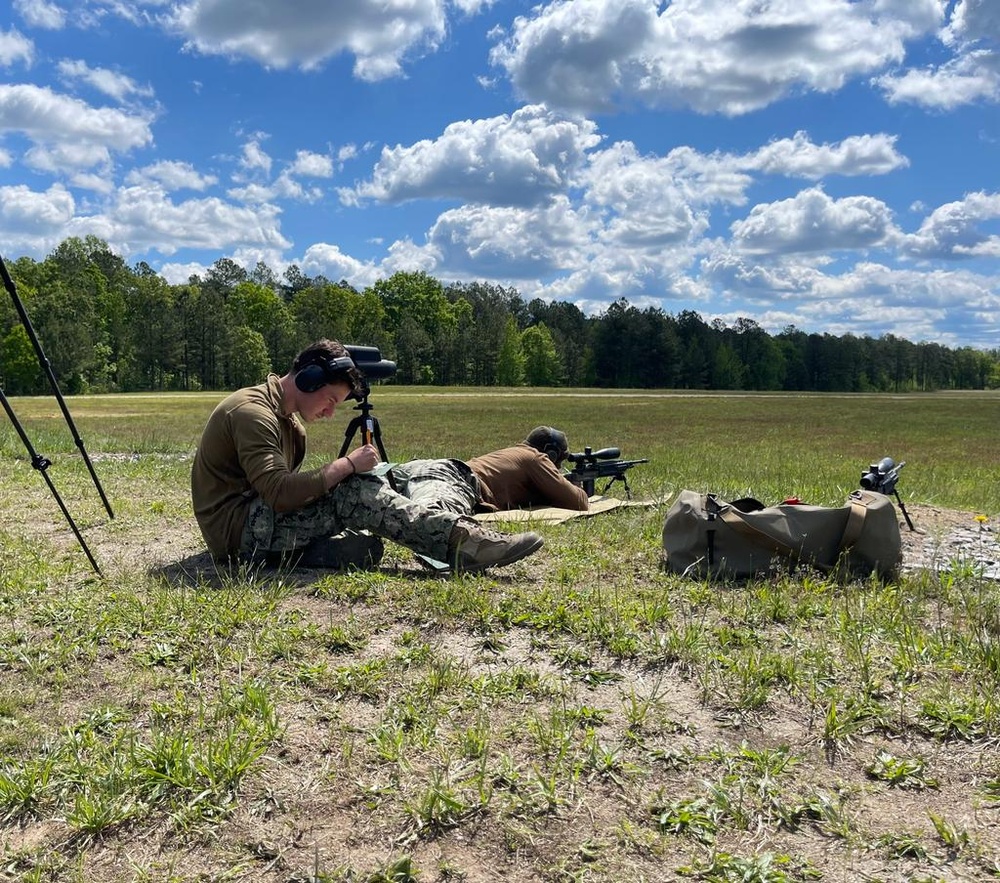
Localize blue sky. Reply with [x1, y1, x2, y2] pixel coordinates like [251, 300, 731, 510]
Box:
[1, 0, 998, 348]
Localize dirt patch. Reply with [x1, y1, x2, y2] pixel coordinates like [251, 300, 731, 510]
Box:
[897, 502, 998, 578]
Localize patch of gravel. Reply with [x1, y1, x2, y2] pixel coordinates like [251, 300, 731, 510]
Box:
[897, 502, 999, 580]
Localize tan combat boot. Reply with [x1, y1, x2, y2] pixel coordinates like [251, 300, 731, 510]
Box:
[447, 520, 543, 573]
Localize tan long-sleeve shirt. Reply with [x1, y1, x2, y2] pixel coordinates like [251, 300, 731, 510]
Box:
[191, 374, 327, 557]
[467, 443, 589, 512]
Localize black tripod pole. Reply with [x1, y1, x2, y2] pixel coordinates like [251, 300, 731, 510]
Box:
[0, 254, 114, 519]
[338, 395, 397, 490]
[339, 397, 389, 462]
[0, 384, 102, 575]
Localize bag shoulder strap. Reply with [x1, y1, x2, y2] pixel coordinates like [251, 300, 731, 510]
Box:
[717, 507, 800, 559]
[839, 493, 872, 551]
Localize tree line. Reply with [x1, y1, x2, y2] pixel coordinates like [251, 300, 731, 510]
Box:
[1, 236, 997, 395]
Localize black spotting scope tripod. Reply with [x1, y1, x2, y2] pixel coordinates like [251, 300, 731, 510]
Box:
[0, 253, 113, 574]
[338, 392, 398, 491]
[338, 393, 389, 462]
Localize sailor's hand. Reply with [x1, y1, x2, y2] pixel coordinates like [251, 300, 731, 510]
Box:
[350, 443, 380, 473]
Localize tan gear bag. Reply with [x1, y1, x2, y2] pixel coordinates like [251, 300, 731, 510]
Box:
[662, 489, 901, 580]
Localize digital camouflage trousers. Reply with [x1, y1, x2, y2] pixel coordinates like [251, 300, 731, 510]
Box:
[240, 458, 482, 562]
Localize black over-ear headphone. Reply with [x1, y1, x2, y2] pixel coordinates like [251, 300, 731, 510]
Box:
[526, 425, 568, 464]
[540, 428, 568, 464]
[294, 353, 356, 393]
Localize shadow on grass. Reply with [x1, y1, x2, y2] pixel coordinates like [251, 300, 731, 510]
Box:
[148, 549, 458, 590]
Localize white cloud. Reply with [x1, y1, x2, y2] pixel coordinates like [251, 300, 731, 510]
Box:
[87, 0, 153, 29]
[228, 172, 323, 204]
[489, 0, 657, 114]
[166, 0, 460, 80]
[0, 183, 84, 257]
[125, 160, 218, 191]
[489, 0, 937, 116]
[289, 149, 333, 178]
[450, 0, 493, 15]
[423, 196, 595, 277]
[222, 139, 338, 203]
[13, 0, 66, 30]
[698, 253, 999, 344]
[69, 171, 115, 193]
[337, 144, 359, 165]
[944, 0, 1000, 46]
[571, 131, 905, 256]
[24, 141, 113, 173]
[903, 190, 1000, 258]
[875, 0, 1000, 108]
[230, 245, 289, 275]
[57, 59, 155, 103]
[0, 182, 75, 230]
[229, 143, 333, 204]
[581, 144, 712, 248]
[731, 187, 899, 255]
[380, 237, 440, 277]
[238, 137, 272, 176]
[701, 251, 825, 301]
[344, 105, 601, 208]
[0, 83, 153, 153]
[300, 241, 380, 286]
[795, 261, 999, 342]
[876, 49, 1000, 108]
[0, 28, 34, 67]
[0, 179, 294, 260]
[105, 184, 291, 254]
[158, 260, 210, 284]
[584, 141, 750, 213]
[749, 131, 909, 179]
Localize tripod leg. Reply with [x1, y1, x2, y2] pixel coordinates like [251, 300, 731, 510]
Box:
[369, 417, 388, 462]
[37, 466, 103, 575]
[0, 385, 102, 574]
[367, 417, 398, 490]
[1, 254, 114, 519]
[339, 416, 362, 458]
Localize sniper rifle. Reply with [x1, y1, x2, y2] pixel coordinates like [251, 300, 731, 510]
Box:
[564, 446, 648, 499]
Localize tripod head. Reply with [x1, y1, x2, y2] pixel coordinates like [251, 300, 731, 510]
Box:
[338, 345, 396, 462]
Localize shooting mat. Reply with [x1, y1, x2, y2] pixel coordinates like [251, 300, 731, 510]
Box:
[474, 494, 666, 524]
[414, 494, 668, 573]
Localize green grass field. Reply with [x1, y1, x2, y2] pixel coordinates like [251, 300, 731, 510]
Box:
[1, 389, 999, 882]
[4, 387, 999, 508]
